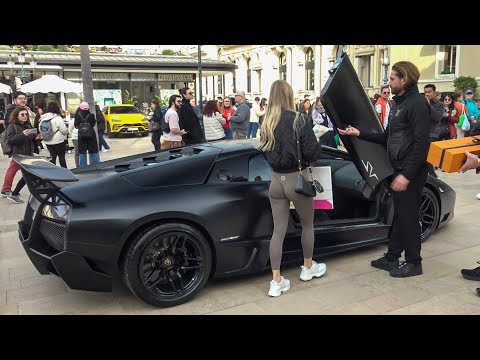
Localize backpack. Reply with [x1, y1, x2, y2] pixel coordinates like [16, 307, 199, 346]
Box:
[78, 112, 94, 140]
[160, 114, 170, 134]
[1, 124, 18, 156]
[39, 117, 57, 140]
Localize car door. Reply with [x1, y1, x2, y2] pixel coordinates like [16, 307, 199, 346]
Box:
[320, 52, 394, 190]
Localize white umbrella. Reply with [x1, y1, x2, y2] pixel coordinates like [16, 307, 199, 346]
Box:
[0, 83, 12, 94]
[20, 74, 83, 94]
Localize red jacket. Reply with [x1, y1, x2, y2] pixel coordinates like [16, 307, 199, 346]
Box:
[374, 97, 392, 126]
[221, 106, 235, 129]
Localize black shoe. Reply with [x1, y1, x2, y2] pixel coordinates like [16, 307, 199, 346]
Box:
[390, 262, 423, 278]
[461, 262, 480, 281]
[476, 288, 480, 297]
[371, 254, 399, 271]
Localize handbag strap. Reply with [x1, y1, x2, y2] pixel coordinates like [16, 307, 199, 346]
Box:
[295, 112, 303, 173]
[295, 112, 314, 180]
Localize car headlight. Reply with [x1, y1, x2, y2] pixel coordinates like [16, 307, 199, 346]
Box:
[111, 119, 122, 122]
[42, 198, 71, 221]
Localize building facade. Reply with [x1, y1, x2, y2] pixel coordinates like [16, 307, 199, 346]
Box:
[193, 45, 480, 102]
[0, 50, 236, 111]
[192, 45, 336, 101]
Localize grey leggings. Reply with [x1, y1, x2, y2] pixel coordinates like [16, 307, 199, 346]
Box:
[269, 170, 315, 270]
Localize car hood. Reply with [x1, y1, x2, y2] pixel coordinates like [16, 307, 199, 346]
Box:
[321, 51, 393, 189]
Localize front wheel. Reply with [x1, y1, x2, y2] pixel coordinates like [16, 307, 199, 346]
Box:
[420, 187, 440, 242]
[122, 223, 212, 307]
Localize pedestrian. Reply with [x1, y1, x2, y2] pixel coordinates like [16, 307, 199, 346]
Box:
[74, 102, 99, 167]
[229, 90, 250, 139]
[258, 80, 326, 297]
[40, 101, 69, 168]
[95, 105, 110, 152]
[1, 106, 41, 203]
[178, 87, 203, 145]
[458, 149, 480, 296]
[338, 61, 430, 278]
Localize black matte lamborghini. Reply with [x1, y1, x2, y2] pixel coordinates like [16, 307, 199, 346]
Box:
[15, 52, 455, 307]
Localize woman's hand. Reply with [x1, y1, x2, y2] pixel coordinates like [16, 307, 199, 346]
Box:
[337, 125, 360, 137]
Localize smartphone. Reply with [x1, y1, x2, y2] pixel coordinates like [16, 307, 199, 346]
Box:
[30, 128, 38, 135]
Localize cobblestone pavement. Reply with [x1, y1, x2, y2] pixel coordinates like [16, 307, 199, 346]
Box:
[0, 136, 479, 314]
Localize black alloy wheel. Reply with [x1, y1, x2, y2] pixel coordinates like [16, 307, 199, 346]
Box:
[122, 223, 212, 307]
[420, 188, 440, 242]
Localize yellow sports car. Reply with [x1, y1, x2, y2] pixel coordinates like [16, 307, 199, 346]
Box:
[103, 104, 149, 138]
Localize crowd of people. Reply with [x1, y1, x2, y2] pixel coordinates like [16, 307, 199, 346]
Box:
[1, 61, 480, 299]
[0, 93, 110, 203]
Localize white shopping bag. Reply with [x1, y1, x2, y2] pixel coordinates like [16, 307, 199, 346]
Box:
[311, 166, 333, 210]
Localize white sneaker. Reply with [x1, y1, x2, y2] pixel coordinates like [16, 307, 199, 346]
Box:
[300, 261, 327, 281]
[476, 193, 480, 200]
[102, 149, 111, 152]
[268, 276, 290, 297]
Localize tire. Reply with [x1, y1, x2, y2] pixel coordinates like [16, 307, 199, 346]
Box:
[122, 223, 212, 307]
[420, 187, 440, 242]
[107, 123, 115, 138]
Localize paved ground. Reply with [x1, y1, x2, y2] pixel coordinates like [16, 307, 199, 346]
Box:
[0, 135, 479, 315]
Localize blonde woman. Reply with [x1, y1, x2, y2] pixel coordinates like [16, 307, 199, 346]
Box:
[258, 80, 325, 297]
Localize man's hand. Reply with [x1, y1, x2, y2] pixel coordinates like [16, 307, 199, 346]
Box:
[337, 125, 360, 137]
[458, 149, 480, 173]
[390, 174, 410, 192]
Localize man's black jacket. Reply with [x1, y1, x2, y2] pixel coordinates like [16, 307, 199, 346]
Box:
[358, 86, 431, 180]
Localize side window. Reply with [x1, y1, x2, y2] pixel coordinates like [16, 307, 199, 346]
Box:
[248, 154, 272, 182]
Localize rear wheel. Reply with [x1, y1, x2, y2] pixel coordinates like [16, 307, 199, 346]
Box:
[420, 188, 440, 242]
[107, 123, 115, 138]
[122, 223, 212, 307]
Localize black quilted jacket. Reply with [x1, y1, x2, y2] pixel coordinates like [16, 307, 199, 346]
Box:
[263, 110, 322, 173]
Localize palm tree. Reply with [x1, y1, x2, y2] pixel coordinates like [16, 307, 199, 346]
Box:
[80, 45, 100, 152]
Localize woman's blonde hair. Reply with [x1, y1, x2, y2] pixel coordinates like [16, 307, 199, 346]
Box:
[258, 80, 304, 152]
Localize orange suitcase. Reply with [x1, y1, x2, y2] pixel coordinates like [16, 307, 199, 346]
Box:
[427, 136, 480, 173]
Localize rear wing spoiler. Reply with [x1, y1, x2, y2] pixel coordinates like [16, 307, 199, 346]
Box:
[13, 155, 78, 204]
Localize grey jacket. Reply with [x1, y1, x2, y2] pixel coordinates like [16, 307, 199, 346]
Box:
[229, 101, 250, 134]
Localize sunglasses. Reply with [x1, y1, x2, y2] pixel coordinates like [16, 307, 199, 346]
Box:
[19, 113, 28, 117]
[382, 92, 390, 94]
[187, 92, 193, 95]
[175, 100, 182, 104]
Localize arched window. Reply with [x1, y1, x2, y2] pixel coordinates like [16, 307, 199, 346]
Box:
[279, 53, 286, 80]
[305, 48, 314, 91]
[247, 58, 251, 93]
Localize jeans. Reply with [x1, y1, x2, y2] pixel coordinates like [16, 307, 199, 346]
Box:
[79, 152, 99, 167]
[98, 130, 110, 151]
[224, 128, 233, 139]
[46, 142, 67, 168]
[249, 122, 259, 138]
[2, 159, 20, 192]
[151, 131, 161, 150]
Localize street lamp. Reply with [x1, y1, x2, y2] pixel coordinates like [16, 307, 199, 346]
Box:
[380, 45, 390, 86]
[7, 47, 37, 83]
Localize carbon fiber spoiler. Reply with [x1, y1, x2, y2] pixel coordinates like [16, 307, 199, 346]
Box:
[13, 155, 78, 203]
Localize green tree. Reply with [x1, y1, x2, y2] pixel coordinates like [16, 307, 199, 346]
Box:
[37, 45, 54, 51]
[123, 90, 137, 104]
[0, 45, 11, 50]
[453, 76, 478, 94]
[161, 49, 175, 55]
[57, 45, 69, 52]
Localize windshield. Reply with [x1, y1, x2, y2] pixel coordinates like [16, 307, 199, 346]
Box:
[109, 106, 141, 115]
